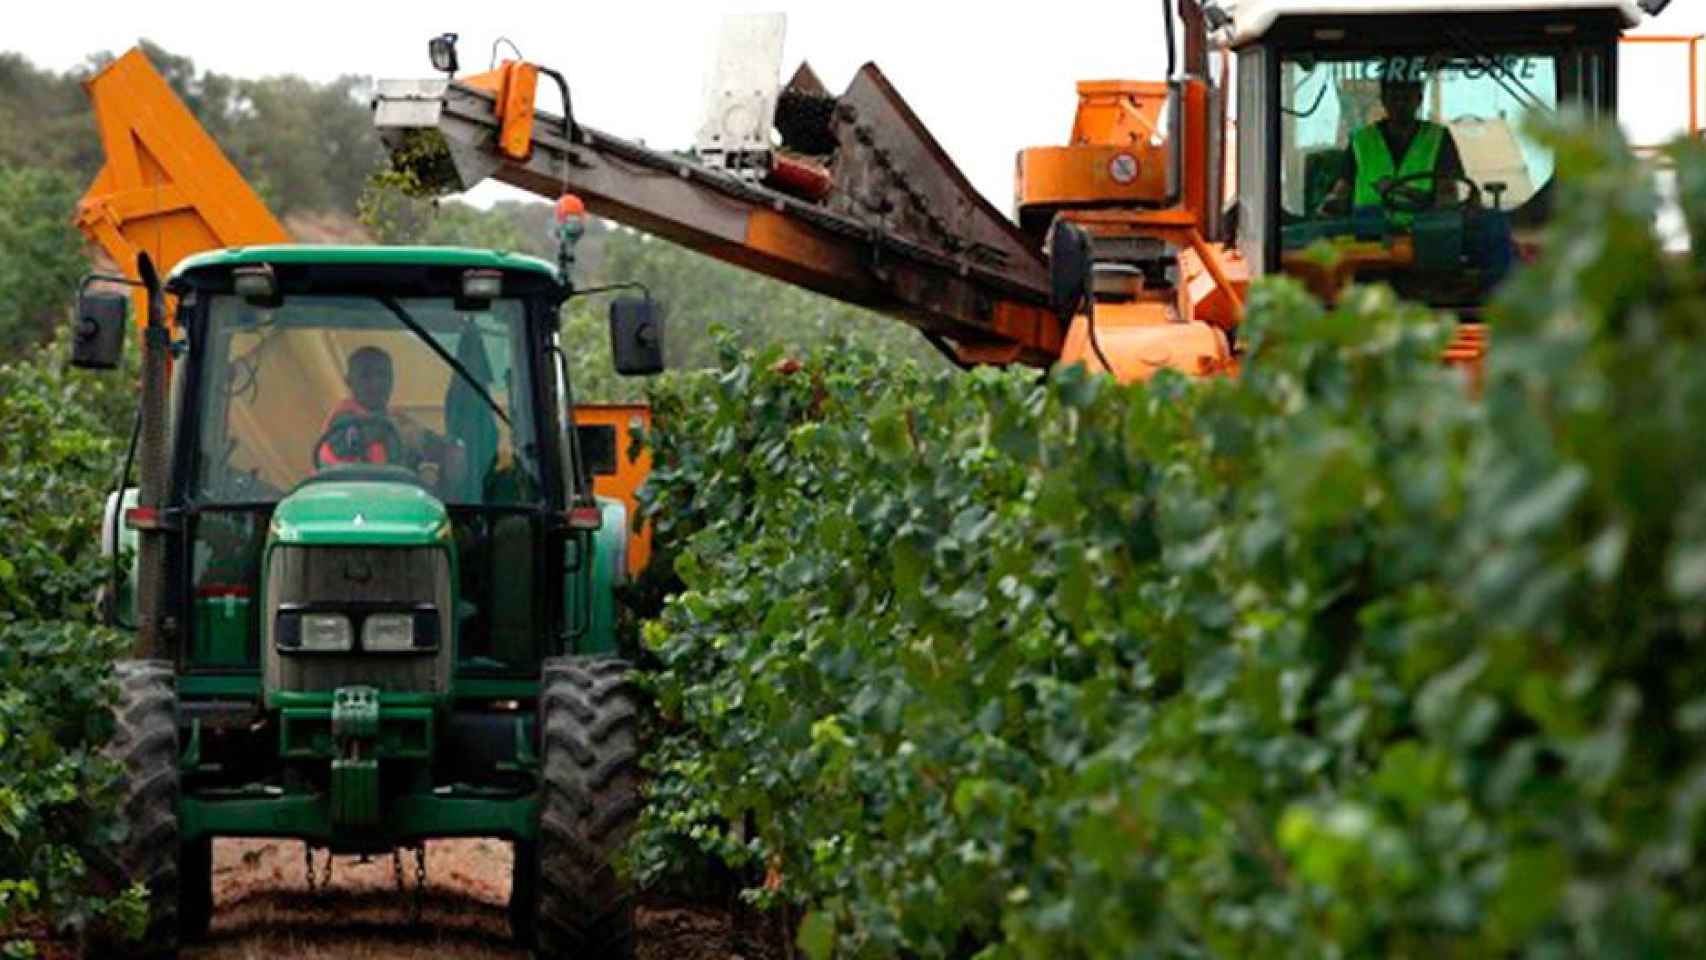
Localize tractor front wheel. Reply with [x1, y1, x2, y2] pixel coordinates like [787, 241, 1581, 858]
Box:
[88, 659, 182, 957]
[533, 656, 643, 958]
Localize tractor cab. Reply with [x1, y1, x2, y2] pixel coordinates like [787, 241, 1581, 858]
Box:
[167, 248, 589, 682]
[1221, 0, 1636, 308]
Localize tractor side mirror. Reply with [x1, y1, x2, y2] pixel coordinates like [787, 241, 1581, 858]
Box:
[1048, 220, 1095, 320]
[609, 297, 664, 376]
[71, 288, 129, 370]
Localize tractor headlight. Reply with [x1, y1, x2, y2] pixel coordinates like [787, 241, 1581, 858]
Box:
[363, 609, 441, 652]
[277, 607, 439, 653]
[461, 268, 502, 301]
[429, 32, 460, 76]
[363, 613, 417, 652]
[276, 611, 353, 652]
[302, 613, 354, 651]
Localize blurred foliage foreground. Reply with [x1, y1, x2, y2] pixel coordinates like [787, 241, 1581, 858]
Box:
[0, 342, 143, 956]
[630, 118, 1706, 958]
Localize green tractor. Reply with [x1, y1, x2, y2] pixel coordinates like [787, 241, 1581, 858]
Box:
[73, 237, 664, 957]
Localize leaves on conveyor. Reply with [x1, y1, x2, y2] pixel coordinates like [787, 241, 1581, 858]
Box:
[376, 130, 462, 200]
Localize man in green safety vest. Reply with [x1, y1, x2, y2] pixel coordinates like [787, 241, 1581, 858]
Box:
[1319, 72, 1466, 223]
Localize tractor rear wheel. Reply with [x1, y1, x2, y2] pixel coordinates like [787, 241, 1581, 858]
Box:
[534, 656, 643, 959]
[88, 659, 182, 957]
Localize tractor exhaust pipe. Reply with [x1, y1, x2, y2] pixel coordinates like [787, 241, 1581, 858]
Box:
[132, 253, 171, 661]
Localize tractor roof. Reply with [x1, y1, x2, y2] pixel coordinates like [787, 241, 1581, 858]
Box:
[1214, 0, 1644, 47]
[169, 245, 558, 283]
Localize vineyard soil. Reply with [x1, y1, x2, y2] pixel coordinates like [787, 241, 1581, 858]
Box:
[171, 839, 775, 960]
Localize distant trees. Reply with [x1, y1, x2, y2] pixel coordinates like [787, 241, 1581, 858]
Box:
[555, 224, 953, 403]
[0, 52, 103, 182]
[0, 167, 88, 354]
[0, 42, 384, 217]
[120, 42, 385, 216]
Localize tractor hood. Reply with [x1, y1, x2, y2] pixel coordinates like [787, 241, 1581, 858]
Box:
[269, 480, 451, 547]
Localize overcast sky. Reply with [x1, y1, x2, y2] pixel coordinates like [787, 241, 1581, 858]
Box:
[18, 2, 1706, 214]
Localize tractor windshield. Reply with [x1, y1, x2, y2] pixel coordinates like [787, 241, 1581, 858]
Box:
[193, 294, 543, 506]
[1277, 41, 1611, 307]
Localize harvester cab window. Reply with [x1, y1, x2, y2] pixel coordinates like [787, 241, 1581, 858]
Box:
[194, 295, 541, 506]
[1275, 40, 1610, 307]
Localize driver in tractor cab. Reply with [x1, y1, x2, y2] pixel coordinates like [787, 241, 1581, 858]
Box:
[1319, 70, 1467, 223]
[318, 346, 451, 482]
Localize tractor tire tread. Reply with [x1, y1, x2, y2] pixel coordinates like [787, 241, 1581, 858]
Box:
[533, 656, 643, 959]
[89, 659, 182, 958]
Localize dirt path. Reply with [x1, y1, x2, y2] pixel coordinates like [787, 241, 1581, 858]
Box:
[183, 839, 780, 960]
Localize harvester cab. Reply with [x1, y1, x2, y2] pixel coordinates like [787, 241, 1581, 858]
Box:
[1214, 0, 1642, 307]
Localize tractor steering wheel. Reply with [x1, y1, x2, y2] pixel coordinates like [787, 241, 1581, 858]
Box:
[312, 414, 407, 471]
[1379, 170, 1483, 215]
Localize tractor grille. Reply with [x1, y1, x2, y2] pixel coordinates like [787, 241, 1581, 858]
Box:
[263, 546, 453, 693]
